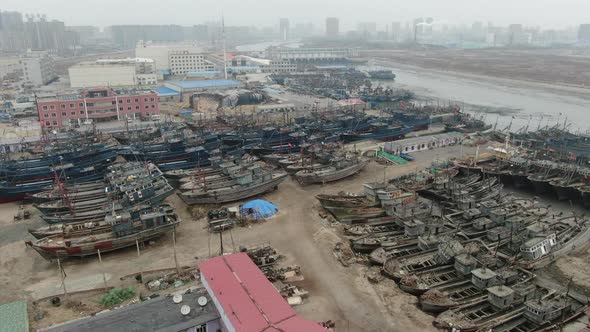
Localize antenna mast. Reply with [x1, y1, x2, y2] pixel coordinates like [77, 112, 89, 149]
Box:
[222, 14, 228, 80]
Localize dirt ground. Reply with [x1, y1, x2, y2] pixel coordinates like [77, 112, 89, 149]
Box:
[361, 49, 590, 88]
[1, 144, 472, 332]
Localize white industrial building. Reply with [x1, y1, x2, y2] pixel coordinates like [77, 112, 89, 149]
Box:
[265, 47, 359, 62]
[384, 132, 464, 155]
[19, 51, 57, 86]
[135, 40, 205, 71]
[68, 58, 158, 88]
[168, 51, 215, 75]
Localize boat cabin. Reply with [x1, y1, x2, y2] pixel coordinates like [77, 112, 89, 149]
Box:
[125, 184, 156, 203]
[489, 207, 518, 224]
[487, 285, 515, 309]
[479, 200, 500, 216]
[139, 210, 172, 230]
[234, 171, 253, 185]
[486, 226, 511, 242]
[417, 234, 445, 251]
[404, 219, 425, 236]
[108, 211, 135, 237]
[495, 268, 520, 285]
[462, 208, 482, 221]
[473, 217, 494, 231]
[456, 197, 477, 211]
[471, 268, 498, 289]
[505, 216, 529, 231]
[433, 240, 464, 265]
[454, 254, 478, 276]
[524, 297, 570, 325]
[520, 234, 557, 261]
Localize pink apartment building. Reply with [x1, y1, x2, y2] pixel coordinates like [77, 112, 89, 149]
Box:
[36, 87, 160, 129]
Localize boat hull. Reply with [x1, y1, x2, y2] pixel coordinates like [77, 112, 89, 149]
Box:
[27, 222, 178, 259]
[295, 162, 367, 185]
[179, 174, 288, 205]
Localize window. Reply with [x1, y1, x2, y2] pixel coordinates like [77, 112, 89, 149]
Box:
[127, 107, 131, 110]
[127, 99, 130, 103]
[80, 111, 85, 115]
[51, 113, 57, 118]
[151, 105, 155, 108]
[61, 112, 67, 116]
[150, 98, 155, 102]
[86, 103, 94, 107]
[42, 106, 48, 110]
[60, 104, 66, 109]
[195, 323, 207, 332]
[135, 106, 140, 110]
[119, 107, 124, 111]
[43, 114, 48, 118]
[145, 105, 149, 109]
[45, 121, 51, 126]
[52, 121, 58, 125]
[144, 98, 148, 102]
[79, 103, 84, 107]
[50, 105, 55, 110]
[135, 98, 139, 102]
[112, 101, 116, 105]
[70, 103, 74, 108]
[71, 112, 76, 116]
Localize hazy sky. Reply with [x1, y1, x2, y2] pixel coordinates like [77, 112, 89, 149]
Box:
[3, 0, 589, 30]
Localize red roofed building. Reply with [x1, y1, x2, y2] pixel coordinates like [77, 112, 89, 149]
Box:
[199, 253, 327, 332]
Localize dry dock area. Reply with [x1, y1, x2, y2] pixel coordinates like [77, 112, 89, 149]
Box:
[0, 145, 474, 331]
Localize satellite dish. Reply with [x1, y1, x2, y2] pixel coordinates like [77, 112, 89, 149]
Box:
[173, 294, 183, 304]
[180, 305, 191, 316]
[197, 296, 208, 307]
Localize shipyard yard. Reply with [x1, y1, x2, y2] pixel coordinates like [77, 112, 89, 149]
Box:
[0, 146, 468, 331]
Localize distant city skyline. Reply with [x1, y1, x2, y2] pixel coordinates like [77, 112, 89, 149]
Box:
[2, 0, 589, 30]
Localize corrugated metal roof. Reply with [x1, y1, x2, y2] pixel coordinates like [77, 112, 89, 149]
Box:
[199, 253, 326, 332]
[154, 86, 180, 96]
[0, 300, 28, 332]
[169, 80, 241, 89]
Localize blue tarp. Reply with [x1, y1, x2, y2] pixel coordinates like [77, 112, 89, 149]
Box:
[240, 199, 279, 219]
[154, 86, 180, 96]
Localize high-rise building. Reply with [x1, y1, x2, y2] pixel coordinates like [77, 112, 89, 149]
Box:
[326, 17, 339, 37]
[279, 18, 289, 41]
[358, 22, 377, 39]
[109, 25, 184, 48]
[0, 11, 76, 54]
[391, 22, 401, 42]
[578, 24, 590, 45]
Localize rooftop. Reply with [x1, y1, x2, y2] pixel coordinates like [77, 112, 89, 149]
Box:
[154, 86, 181, 97]
[488, 285, 515, 297]
[471, 267, 497, 279]
[167, 80, 241, 90]
[0, 300, 29, 332]
[199, 253, 326, 332]
[44, 290, 218, 332]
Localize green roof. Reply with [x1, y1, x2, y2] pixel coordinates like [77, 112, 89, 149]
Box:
[0, 300, 29, 332]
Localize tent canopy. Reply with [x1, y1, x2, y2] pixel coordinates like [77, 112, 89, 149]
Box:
[240, 199, 279, 219]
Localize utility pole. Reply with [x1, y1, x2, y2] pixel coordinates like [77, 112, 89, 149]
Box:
[172, 227, 180, 276]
